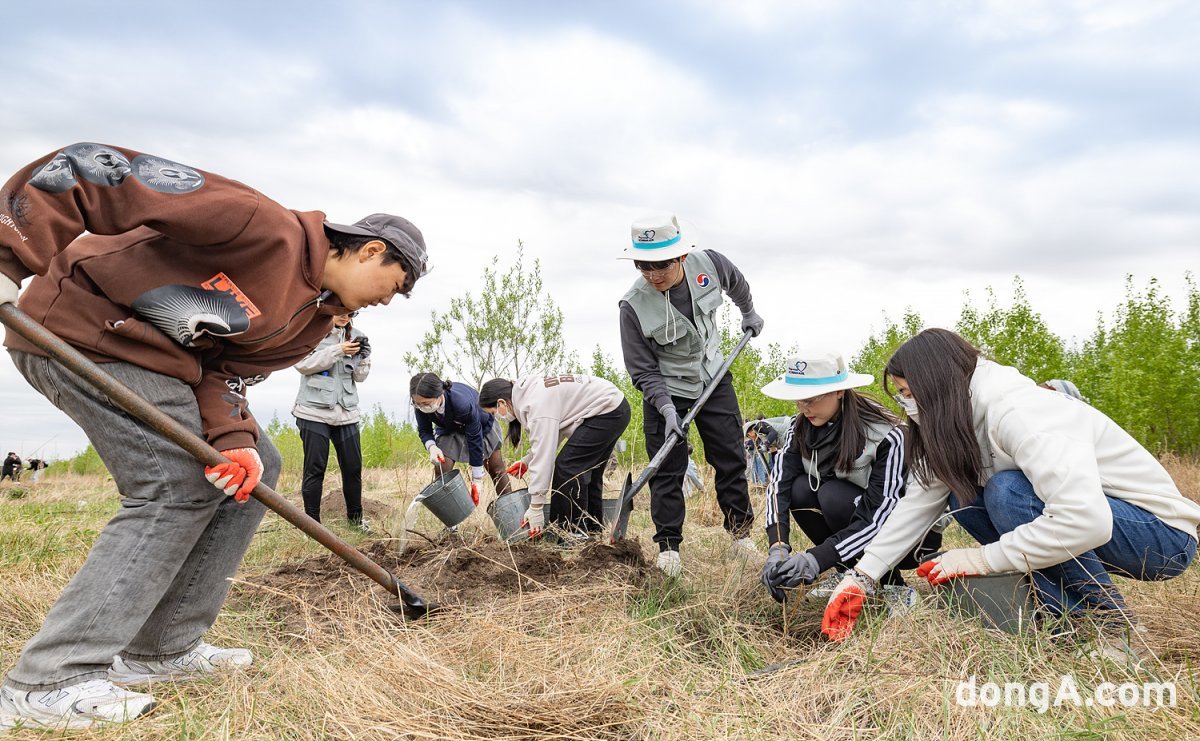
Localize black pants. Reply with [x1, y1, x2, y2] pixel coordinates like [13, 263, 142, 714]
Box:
[788, 476, 937, 586]
[297, 418, 363, 523]
[644, 374, 753, 552]
[549, 399, 631, 534]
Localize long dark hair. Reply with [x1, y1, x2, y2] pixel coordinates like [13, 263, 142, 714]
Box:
[410, 372, 452, 400]
[795, 390, 898, 471]
[479, 378, 521, 447]
[884, 328, 983, 503]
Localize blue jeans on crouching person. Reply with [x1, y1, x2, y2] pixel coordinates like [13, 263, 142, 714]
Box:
[950, 470, 1196, 626]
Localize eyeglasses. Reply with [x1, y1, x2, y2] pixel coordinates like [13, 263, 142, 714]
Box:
[795, 392, 833, 409]
[634, 259, 678, 278]
[348, 311, 359, 318]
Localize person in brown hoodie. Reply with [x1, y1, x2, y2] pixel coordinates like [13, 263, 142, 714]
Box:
[0, 142, 428, 731]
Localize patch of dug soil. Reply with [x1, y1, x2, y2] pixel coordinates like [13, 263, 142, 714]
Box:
[314, 488, 398, 521]
[232, 538, 649, 633]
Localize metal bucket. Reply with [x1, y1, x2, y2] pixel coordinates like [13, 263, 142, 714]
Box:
[487, 488, 534, 542]
[942, 571, 1034, 633]
[601, 497, 621, 524]
[415, 471, 475, 528]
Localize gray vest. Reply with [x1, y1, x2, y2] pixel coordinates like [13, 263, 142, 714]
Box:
[622, 250, 724, 398]
[295, 327, 363, 411]
[800, 418, 895, 490]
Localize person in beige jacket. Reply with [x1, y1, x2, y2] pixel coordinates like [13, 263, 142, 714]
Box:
[479, 374, 630, 538]
[822, 329, 1200, 656]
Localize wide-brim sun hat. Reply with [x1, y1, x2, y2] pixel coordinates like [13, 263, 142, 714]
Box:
[618, 212, 696, 261]
[761, 351, 875, 401]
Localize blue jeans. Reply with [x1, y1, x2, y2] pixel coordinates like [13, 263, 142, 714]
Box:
[950, 470, 1196, 623]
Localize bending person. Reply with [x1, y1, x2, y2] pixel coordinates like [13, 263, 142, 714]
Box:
[411, 372, 511, 502]
[292, 310, 371, 531]
[822, 329, 1200, 664]
[759, 352, 940, 612]
[479, 374, 630, 538]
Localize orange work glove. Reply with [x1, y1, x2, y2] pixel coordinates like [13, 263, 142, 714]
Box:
[821, 571, 877, 642]
[506, 461, 528, 477]
[916, 548, 992, 586]
[469, 482, 480, 506]
[205, 447, 263, 503]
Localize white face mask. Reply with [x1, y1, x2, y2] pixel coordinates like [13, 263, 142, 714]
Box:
[898, 396, 919, 424]
[495, 401, 515, 422]
[415, 396, 444, 415]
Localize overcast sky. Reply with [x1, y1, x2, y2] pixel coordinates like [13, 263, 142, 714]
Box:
[2, 0, 1198, 459]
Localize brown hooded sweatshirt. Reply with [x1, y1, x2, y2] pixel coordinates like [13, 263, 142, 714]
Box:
[0, 142, 347, 451]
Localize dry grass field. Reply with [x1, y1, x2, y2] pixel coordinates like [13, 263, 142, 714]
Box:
[2, 459, 1200, 739]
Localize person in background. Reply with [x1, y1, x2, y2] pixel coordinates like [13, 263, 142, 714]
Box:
[27, 458, 48, 484]
[479, 374, 630, 538]
[759, 352, 939, 614]
[292, 310, 372, 531]
[0, 452, 21, 482]
[411, 372, 511, 503]
[1040, 378, 1088, 403]
[822, 329, 1199, 669]
[745, 419, 778, 485]
[618, 213, 763, 576]
[0, 141, 428, 731]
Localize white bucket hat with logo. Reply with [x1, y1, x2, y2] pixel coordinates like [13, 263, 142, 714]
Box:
[618, 212, 696, 261]
[761, 351, 875, 401]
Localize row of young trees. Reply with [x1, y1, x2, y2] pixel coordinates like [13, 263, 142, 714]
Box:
[59, 253, 1198, 474]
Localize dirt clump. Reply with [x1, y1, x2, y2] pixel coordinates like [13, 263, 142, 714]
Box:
[232, 537, 650, 633]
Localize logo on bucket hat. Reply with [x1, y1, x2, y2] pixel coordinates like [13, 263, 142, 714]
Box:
[761, 351, 875, 401]
[620, 212, 696, 261]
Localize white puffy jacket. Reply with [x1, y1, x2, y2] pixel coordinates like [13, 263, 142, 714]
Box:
[857, 358, 1200, 579]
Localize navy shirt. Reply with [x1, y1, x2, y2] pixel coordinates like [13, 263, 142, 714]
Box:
[414, 382, 496, 467]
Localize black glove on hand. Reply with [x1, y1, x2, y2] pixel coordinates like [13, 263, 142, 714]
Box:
[778, 550, 822, 589]
[761, 543, 791, 603]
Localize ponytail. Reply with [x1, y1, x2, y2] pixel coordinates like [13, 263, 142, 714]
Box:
[479, 378, 521, 447]
[410, 372, 453, 399]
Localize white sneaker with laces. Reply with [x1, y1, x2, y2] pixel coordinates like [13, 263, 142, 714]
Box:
[656, 550, 682, 577]
[881, 584, 920, 616]
[109, 642, 252, 685]
[729, 537, 760, 560]
[805, 570, 848, 602]
[0, 679, 155, 730]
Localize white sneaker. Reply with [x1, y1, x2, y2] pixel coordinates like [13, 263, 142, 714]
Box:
[806, 570, 848, 602]
[881, 584, 920, 616]
[0, 679, 155, 730]
[109, 642, 252, 685]
[656, 550, 682, 578]
[728, 537, 760, 560]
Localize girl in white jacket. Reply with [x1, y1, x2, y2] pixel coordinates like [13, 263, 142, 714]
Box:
[823, 329, 1200, 644]
[479, 374, 631, 538]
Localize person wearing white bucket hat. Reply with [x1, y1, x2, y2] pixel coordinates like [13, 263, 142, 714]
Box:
[618, 212, 764, 575]
[759, 352, 940, 613]
[821, 329, 1200, 667]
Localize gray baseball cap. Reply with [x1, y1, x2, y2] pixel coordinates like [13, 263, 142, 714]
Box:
[324, 213, 430, 277]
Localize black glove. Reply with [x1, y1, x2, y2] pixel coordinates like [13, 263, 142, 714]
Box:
[761, 543, 791, 603]
[778, 550, 822, 589]
[658, 404, 684, 439]
[355, 335, 371, 359]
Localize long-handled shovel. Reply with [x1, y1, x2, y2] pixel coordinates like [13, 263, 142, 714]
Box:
[610, 329, 754, 542]
[0, 303, 434, 619]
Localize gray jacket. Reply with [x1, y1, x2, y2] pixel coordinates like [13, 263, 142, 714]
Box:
[292, 326, 371, 426]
